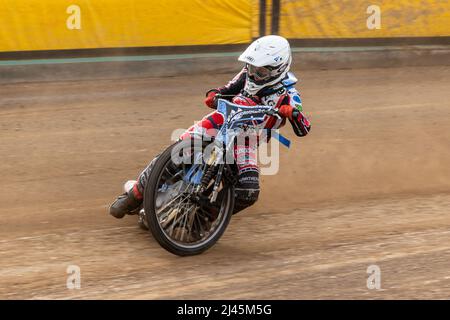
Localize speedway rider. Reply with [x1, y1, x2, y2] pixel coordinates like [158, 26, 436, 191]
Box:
[109, 35, 311, 219]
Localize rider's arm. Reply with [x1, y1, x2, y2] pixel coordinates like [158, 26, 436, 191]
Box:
[204, 67, 247, 108]
[278, 88, 311, 137]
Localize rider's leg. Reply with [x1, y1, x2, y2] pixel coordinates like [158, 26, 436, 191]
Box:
[180, 111, 223, 140]
[233, 138, 260, 215]
[109, 156, 157, 219]
[109, 111, 223, 219]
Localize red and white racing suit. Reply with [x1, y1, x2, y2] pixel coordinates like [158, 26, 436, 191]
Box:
[133, 67, 311, 214]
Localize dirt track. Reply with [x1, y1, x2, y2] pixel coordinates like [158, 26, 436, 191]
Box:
[0, 65, 450, 299]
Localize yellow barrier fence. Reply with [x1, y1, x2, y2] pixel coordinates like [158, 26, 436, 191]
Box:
[0, 0, 255, 52]
[279, 0, 450, 38]
[0, 0, 449, 52]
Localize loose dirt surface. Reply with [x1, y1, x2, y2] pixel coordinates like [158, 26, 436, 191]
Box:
[0, 66, 449, 299]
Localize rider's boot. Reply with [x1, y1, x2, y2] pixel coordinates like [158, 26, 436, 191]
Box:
[233, 179, 260, 214]
[109, 182, 143, 219]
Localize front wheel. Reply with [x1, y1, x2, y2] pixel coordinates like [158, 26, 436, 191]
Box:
[143, 139, 235, 256]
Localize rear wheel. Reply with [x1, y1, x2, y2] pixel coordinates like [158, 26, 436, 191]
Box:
[143, 139, 235, 256]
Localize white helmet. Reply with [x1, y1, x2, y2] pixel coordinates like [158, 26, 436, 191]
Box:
[238, 35, 292, 95]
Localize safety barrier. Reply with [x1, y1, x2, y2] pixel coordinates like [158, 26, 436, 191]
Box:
[0, 0, 449, 52]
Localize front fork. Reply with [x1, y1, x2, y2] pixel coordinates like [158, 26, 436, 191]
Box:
[210, 163, 224, 203]
[193, 146, 225, 203]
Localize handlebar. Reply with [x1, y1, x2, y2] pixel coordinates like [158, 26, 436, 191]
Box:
[215, 94, 279, 117]
[214, 93, 235, 98]
[264, 108, 279, 116]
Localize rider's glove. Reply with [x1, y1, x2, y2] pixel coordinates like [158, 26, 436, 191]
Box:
[204, 89, 220, 109]
[278, 105, 311, 137]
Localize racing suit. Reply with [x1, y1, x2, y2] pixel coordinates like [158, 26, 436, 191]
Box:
[131, 67, 311, 214]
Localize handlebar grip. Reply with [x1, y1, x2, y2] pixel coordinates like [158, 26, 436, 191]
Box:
[212, 94, 222, 108]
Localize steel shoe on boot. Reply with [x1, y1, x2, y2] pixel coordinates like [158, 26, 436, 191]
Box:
[109, 191, 142, 219]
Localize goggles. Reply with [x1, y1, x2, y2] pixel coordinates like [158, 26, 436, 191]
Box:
[247, 64, 275, 82]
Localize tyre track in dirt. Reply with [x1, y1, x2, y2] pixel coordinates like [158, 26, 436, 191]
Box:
[0, 66, 449, 299]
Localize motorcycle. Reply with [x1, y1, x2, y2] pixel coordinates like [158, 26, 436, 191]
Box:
[130, 98, 289, 256]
